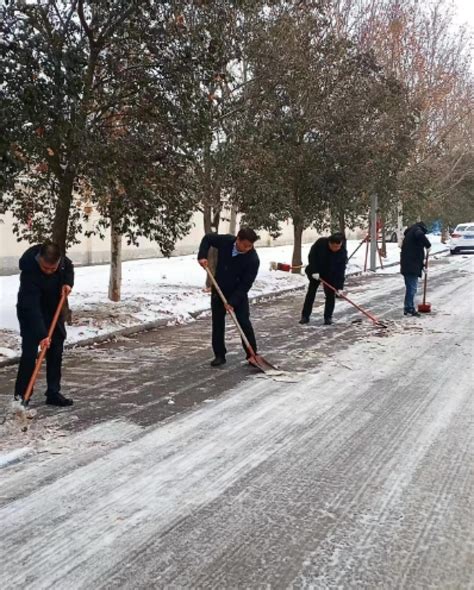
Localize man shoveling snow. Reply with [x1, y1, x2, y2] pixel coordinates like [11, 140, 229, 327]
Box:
[197, 228, 261, 368]
[14, 241, 74, 407]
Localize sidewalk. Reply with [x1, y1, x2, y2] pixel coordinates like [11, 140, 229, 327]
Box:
[0, 236, 446, 362]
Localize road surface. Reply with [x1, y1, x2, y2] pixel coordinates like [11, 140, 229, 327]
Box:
[0, 254, 472, 589]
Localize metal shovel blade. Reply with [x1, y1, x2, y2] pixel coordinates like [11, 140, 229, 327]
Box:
[248, 354, 280, 373]
[418, 302, 432, 313]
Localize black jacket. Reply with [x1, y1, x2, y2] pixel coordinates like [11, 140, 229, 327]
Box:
[305, 237, 347, 290]
[198, 233, 260, 308]
[400, 223, 431, 277]
[17, 245, 74, 340]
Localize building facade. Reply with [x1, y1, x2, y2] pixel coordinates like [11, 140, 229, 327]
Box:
[0, 209, 329, 275]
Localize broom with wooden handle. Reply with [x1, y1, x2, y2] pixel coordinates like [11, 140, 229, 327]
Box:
[417, 251, 431, 313]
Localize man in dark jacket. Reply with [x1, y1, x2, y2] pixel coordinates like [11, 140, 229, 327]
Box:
[400, 222, 431, 316]
[198, 227, 260, 367]
[300, 233, 347, 325]
[14, 241, 74, 406]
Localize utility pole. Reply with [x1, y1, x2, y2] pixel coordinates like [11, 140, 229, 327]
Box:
[370, 194, 378, 271]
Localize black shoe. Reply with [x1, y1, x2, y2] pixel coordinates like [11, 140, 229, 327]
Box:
[299, 317, 310, 325]
[13, 393, 28, 406]
[210, 357, 226, 367]
[45, 392, 73, 407]
[324, 317, 333, 325]
[404, 310, 420, 317]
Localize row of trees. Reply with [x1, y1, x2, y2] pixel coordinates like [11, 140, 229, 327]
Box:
[1, 0, 472, 296]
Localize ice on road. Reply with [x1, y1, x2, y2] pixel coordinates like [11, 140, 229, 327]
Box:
[0, 255, 472, 589]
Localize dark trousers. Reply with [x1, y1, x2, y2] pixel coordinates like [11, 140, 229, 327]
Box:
[15, 327, 64, 399]
[211, 294, 257, 358]
[302, 279, 335, 320]
[403, 274, 419, 312]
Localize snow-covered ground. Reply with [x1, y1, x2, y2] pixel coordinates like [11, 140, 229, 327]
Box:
[0, 236, 446, 358]
[0, 254, 471, 588]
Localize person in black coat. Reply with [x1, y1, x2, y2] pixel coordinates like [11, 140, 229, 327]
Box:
[400, 222, 431, 316]
[198, 227, 260, 367]
[14, 241, 74, 406]
[300, 233, 347, 325]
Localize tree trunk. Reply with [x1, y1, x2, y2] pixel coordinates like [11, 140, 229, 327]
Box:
[203, 206, 219, 289]
[52, 173, 74, 323]
[380, 209, 387, 258]
[229, 203, 238, 235]
[292, 220, 304, 274]
[329, 207, 339, 234]
[441, 225, 448, 244]
[52, 174, 74, 253]
[108, 221, 122, 302]
[397, 200, 404, 246]
[338, 209, 346, 235]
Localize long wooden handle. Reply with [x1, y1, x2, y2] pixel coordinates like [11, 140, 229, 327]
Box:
[204, 266, 255, 356]
[319, 277, 384, 327]
[422, 251, 429, 304]
[347, 236, 368, 261]
[23, 291, 68, 404]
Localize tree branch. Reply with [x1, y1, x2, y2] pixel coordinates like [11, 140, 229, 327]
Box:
[97, 2, 139, 47]
[78, 0, 95, 47]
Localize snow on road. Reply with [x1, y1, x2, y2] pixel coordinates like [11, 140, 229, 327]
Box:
[0, 254, 471, 588]
[0, 236, 446, 357]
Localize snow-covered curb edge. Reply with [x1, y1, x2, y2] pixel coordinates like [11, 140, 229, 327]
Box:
[0, 249, 449, 368]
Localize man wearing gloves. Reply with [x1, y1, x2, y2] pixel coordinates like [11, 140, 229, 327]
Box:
[198, 227, 260, 367]
[299, 233, 347, 325]
[14, 241, 74, 407]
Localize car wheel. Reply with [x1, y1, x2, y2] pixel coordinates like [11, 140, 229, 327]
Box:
[450, 249, 457, 255]
[390, 232, 398, 243]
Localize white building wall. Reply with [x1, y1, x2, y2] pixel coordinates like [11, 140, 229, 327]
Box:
[0, 209, 327, 275]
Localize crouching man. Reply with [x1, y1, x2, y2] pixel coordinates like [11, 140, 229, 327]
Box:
[300, 233, 347, 325]
[198, 228, 260, 367]
[14, 241, 74, 406]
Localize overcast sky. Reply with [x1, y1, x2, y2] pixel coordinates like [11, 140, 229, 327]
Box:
[452, 0, 474, 29]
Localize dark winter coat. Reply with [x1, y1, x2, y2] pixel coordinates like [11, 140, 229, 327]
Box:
[400, 223, 431, 277]
[305, 237, 347, 290]
[305, 238, 347, 289]
[17, 245, 74, 340]
[198, 234, 260, 308]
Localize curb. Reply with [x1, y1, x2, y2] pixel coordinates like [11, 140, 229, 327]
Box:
[0, 248, 449, 369]
[0, 318, 171, 368]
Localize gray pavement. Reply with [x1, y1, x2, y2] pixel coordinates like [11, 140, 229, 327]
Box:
[0, 255, 472, 589]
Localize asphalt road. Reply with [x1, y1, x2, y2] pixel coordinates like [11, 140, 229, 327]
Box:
[0, 254, 472, 589]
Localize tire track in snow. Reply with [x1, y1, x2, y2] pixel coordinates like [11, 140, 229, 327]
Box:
[99, 260, 473, 589]
[0, 257, 471, 589]
[0, 420, 144, 506]
[0, 373, 375, 588]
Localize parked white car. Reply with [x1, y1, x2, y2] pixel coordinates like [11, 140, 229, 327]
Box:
[449, 223, 474, 254]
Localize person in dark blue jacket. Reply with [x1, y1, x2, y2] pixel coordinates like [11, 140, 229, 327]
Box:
[14, 241, 74, 406]
[198, 227, 260, 367]
[400, 222, 431, 316]
[300, 233, 347, 325]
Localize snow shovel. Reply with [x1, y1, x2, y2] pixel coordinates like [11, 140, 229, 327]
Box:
[418, 251, 431, 313]
[204, 267, 277, 373]
[318, 277, 387, 329]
